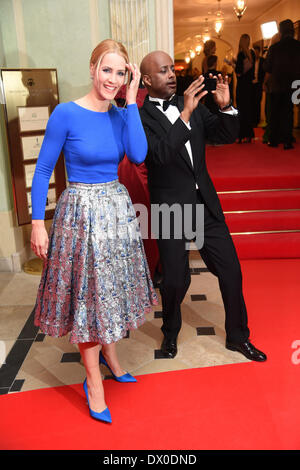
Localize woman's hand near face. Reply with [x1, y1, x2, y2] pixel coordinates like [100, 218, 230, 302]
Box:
[125, 63, 141, 105]
[31, 220, 49, 260]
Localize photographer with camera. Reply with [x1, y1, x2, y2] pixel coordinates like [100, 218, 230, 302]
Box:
[138, 50, 267, 363]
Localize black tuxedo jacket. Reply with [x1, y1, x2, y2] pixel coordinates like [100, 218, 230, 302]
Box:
[140, 95, 239, 222]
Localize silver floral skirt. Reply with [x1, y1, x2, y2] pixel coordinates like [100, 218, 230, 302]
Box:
[33, 180, 158, 344]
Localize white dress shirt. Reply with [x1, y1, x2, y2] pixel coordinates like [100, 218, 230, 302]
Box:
[148, 95, 238, 188]
[149, 95, 194, 168]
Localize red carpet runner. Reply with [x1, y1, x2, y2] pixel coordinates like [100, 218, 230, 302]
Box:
[0, 259, 299, 450]
[206, 132, 300, 259]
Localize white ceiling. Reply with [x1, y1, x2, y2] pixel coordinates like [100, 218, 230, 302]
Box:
[174, 0, 282, 27]
[174, 0, 282, 48]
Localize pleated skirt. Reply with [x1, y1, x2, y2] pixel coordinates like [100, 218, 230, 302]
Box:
[33, 180, 158, 344]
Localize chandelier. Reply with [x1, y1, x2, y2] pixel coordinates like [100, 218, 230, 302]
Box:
[234, 0, 247, 21]
[203, 18, 211, 43]
[214, 0, 224, 37]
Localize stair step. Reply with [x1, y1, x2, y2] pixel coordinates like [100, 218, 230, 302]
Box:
[219, 189, 300, 211]
[232, 232, 300, 259]
[225, 210, 300, 233]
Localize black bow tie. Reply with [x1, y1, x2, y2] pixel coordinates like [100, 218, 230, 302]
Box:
[152, 95, 178, 111]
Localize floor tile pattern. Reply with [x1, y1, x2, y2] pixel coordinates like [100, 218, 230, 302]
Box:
[0, 255, 248, 394]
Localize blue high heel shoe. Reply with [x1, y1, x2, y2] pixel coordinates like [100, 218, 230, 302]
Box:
[83, 378, 112, 423]
[99, 351, 137, 383]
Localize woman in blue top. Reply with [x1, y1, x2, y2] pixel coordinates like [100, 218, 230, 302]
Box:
[31, 39, 158, 423]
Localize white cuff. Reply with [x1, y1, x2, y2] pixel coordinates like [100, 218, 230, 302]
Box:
[180, 117, 191, 129]
[219, 107, 238, 116]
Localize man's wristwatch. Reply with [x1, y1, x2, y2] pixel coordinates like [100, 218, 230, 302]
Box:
[219, 100, 232, 111]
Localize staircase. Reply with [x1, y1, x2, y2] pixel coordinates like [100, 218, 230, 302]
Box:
[220, 188, 300, 259]
[206, 135, 300, 259]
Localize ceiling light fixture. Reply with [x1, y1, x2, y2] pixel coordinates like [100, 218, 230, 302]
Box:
[214, 0, 224, 37]
[203, 18, 211, 43]
[234, 0, 247, 21]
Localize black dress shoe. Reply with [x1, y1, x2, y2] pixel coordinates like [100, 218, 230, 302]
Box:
[226, 340, 267, 362]
[161, 337, 177, 359]
[283, 143, 294, 150]
[267, 142, 278, 148]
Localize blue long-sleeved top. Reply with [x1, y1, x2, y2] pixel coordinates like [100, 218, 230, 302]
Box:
[31, 101, 147, 219]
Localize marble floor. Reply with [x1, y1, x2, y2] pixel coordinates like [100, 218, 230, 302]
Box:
[0, 252, 249, 394]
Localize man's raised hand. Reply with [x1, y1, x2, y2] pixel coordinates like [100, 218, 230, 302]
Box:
[181, 76, 208, 123]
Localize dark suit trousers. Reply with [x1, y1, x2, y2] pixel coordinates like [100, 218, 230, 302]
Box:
[157, 192, 250, 343]
[270, 91, 294, 145]
[252, 83, 263, 127]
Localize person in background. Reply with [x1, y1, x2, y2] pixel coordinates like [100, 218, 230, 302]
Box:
[264, 19, 300, 149]
[192, 67, 201, 80]
[176, 68, 189, 96]
[203, 55, 222, 115]
[252, 45, 265, 127]
[222, 58, 234, 102]
[30, 39, 158, 424]
[202, 40, 217, 75]
[262, 33, 280, 144]
[235, 34, 256, 143]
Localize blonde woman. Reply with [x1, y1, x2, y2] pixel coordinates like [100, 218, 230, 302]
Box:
[31, 39, 158, 423]
[235, 34, 256, 143]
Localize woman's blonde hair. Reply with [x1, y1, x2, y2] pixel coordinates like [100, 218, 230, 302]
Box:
[238, 34, 252, 61]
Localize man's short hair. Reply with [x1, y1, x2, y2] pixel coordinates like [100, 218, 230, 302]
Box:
[253, 45, 261, 52]
[207, 55, 218, 69]
[279, 19, 294, 37]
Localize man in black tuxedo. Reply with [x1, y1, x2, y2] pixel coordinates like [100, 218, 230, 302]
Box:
[264, 19, 300, 149]
[139, 50, 266, 362]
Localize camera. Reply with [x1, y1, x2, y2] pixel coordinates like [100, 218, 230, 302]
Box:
[203, 77, 217, 92]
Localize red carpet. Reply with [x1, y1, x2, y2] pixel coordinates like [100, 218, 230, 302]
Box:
[1, 259, 299, 450]
[206, 136, 300, 191]
[206, 133, 300, 259]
